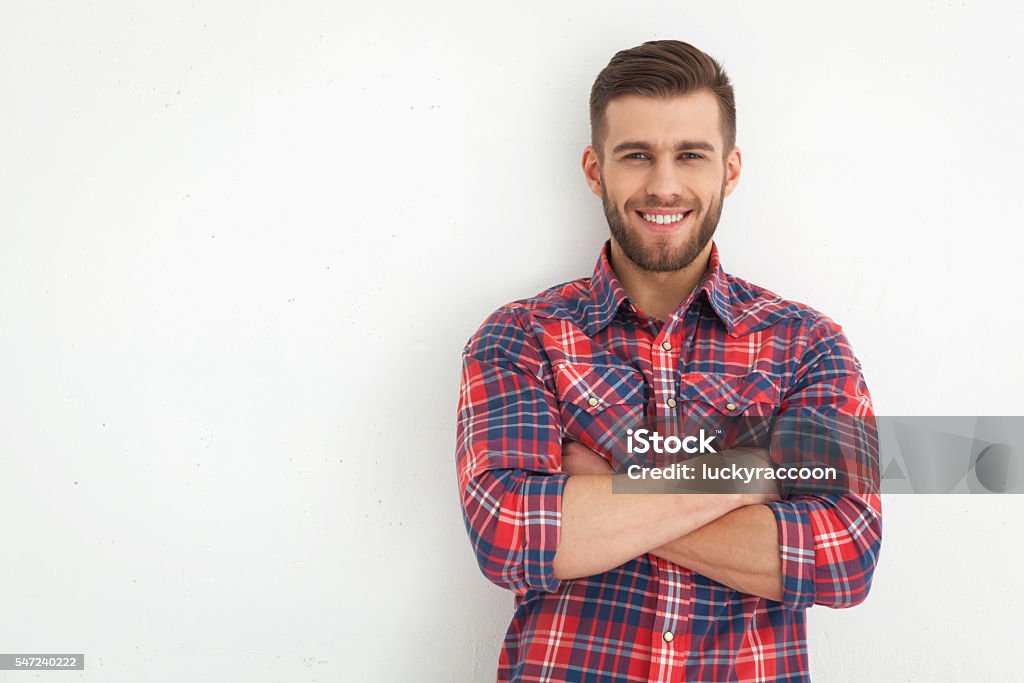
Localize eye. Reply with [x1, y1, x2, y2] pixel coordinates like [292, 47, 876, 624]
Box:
[623, 152, 650, 160]
[680, 152, 703, 160]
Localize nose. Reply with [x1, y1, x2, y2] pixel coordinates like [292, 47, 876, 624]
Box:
[644, 157, 684, 205]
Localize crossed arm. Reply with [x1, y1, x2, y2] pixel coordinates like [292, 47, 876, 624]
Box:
[457, 306, 881, 607]
[556, 441, 783, 601]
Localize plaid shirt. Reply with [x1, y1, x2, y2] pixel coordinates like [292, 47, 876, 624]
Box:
[456, 240, 882, 682]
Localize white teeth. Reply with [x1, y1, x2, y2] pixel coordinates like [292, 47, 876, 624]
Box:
[642, 212, 686, 224]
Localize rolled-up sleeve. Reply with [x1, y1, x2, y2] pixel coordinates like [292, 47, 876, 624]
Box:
[767, 318, 883, 611]
[456, 305, 568, 595]
[769, 492, 882, 609]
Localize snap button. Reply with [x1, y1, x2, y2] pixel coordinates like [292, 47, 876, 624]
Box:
[661, 341, 672, 351]
[588, 397, 599, 407]
[663, 631, 674, 643]
[726, 402, 737, 411]
[666, 398, 677, 408]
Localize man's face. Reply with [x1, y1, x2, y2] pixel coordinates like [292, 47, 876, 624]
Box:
[583, 91, 741, 273]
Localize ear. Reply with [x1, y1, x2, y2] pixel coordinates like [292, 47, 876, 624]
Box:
[723, 146, 742, 198]
[581, 145, 604, 198]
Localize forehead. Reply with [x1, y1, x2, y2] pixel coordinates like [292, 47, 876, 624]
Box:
[603, 91, 723, 153]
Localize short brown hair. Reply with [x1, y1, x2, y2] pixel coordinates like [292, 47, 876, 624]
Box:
[589, 40, 736, 158]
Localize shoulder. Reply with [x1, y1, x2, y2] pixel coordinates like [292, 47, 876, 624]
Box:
[725, 271, 860, 379]
[464, 277, 592, 347]
[726, 271, 845, 341]
[462, 275, 592, 362]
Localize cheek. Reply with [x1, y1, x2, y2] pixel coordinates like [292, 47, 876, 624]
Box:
[603, 172, 644, 202]
[619, 188, 650, 212]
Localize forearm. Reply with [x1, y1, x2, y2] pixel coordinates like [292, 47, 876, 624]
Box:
[553, 474, 753, 580]
[649, 503, 783, 601]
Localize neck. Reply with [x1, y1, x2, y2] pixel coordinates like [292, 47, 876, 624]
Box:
[608, 240, 713, 321]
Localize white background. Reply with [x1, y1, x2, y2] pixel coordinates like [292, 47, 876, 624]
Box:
[2, 1, 1023, 681]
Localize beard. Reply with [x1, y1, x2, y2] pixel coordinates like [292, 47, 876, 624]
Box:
[602, 179, 725, 273]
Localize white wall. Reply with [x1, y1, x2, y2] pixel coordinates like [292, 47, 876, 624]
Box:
[2, 1, 1022, 681]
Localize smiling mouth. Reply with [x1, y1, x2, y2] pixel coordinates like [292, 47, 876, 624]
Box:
[635, 210, 693, 227]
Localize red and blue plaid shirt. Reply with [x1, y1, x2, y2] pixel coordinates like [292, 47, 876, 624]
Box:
[456, 240, 882, 682]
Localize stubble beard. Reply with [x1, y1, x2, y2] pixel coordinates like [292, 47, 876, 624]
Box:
[602, 179, 725, 273]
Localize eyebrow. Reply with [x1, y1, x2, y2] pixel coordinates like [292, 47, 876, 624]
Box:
[610, 140, 717, 155]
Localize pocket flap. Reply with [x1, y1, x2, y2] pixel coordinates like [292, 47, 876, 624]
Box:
[677, 371, 780, 414]
[553, 362, 645, 413]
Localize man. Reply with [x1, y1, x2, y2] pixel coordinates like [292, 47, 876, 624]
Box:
[455, 40, 881, 682]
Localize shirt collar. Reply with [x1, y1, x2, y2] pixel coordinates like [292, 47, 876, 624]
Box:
[588, 239, 736, 336]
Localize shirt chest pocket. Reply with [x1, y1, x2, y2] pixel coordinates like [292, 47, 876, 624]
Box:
[676, 371, 781, 448]
[552, 361, 646, 459]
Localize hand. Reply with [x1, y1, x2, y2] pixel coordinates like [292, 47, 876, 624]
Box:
[562, 440, 614, 476]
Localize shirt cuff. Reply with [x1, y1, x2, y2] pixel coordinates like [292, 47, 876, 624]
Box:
[767, 499, 817, 610]
[521, 471, 569, 593]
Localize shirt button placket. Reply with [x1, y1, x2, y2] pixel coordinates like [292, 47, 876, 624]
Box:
[655, 335, 678, 416]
